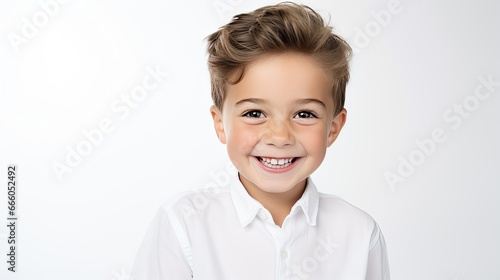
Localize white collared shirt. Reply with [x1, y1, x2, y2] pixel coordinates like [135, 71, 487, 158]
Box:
[131, 169, 390, 279]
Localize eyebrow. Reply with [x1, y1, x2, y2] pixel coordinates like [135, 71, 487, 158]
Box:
[235, 98, 326, 109]
[295, 98, 326, 109]
[235, 98, 266, 106]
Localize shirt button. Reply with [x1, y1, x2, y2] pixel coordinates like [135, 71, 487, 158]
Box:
[281, 250, 288, 259]
[258, 210, 268, 220]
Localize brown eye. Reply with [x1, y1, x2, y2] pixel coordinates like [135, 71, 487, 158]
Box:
[294, 111, 317, 119]
[242, 110, 265, 118]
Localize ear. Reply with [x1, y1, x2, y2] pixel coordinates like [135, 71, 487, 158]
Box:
[327, 108, 347, 147]
[210, 105, 227, 144]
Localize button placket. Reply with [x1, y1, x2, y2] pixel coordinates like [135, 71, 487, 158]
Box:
[277, 229, 293, 280]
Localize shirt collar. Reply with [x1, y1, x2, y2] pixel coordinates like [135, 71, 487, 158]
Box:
[228, 169, 320, 227]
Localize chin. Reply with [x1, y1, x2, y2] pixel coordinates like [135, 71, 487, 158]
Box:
[249, 173, 302, 191]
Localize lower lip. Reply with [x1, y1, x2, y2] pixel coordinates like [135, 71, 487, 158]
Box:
[253, 157, 301, 174]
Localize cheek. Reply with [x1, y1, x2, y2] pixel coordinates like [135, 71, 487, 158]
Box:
[226, 122, 261, 155]
[298, 125, 329, 155]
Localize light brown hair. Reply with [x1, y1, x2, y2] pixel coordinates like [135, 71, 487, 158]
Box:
[205, 1, 352, 117]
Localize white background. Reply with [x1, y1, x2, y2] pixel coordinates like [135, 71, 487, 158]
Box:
[1, 0, 499, 279]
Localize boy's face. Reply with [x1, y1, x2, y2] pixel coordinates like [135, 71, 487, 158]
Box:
[210, 52, 346, 194]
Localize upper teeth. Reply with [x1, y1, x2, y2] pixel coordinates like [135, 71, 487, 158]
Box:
[260, 157, 294, 165]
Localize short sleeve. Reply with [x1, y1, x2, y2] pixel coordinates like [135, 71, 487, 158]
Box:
[130, 206, 193, 280]
[365, 222, 390, 280]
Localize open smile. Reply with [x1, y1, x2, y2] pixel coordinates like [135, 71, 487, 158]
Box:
[253, 156, 300, 170]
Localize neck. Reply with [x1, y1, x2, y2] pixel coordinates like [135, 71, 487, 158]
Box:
[238, 173, 307, 227]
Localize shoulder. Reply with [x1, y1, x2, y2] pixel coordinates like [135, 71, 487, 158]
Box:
[317, 192, 377, 231]
[316, 193, 385, 249]
[156, 187, 232, 220]
[317, 192, 374, 219]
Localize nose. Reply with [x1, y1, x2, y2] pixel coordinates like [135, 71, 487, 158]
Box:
[262, 119, 295, 147]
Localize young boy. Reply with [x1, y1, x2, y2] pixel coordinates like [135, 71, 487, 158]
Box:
[131, 2, 389, 279]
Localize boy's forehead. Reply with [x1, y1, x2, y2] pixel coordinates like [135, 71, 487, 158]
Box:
[224, 53, 333, 107]
[246, 52, 327, 77]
